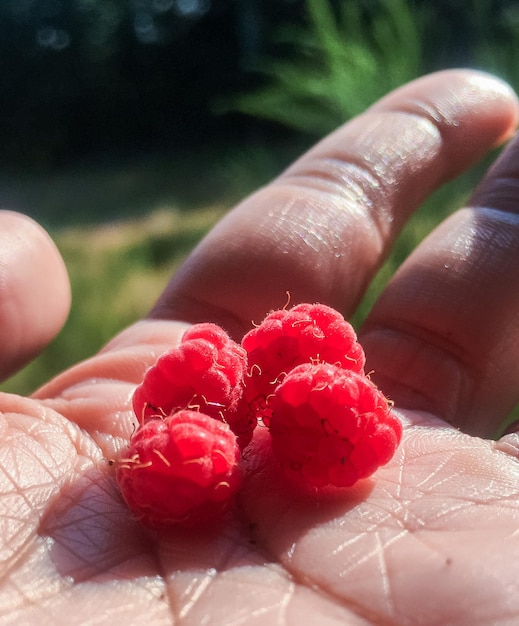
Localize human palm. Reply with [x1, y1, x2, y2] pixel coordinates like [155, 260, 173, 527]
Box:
[2, 70, 519, 625]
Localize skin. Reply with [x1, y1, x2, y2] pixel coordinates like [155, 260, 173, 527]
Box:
[1, 69, 519, 625]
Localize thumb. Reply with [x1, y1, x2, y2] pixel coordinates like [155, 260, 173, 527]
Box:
[0, 211, 71, 381]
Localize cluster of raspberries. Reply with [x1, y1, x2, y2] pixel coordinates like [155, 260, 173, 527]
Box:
[115, 303, 402, 527]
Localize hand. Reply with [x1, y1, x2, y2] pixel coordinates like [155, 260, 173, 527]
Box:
[2, 69, 519, 625]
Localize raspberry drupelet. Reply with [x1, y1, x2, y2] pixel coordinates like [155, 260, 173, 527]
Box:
[116, 410, 241, 527]
[268, 362, 402, 488]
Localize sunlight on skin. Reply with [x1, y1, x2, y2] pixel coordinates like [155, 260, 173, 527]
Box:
[2, 69, 519, 624]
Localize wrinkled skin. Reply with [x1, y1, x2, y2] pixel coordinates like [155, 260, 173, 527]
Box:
[2, 70, 519, 625]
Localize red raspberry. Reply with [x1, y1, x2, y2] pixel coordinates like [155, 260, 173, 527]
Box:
[132, 323, 254, 448]
[268, 363, 402, 488]
[116, 410, 241, 527]
[242, 303, 365, 420]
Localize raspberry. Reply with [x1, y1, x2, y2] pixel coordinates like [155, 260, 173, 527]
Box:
[116, 410, 241, 527]
[268, 363, 402, 488]
[242, 303, 365, 420]
[118, 307, 402, 528]
[132, 323, 254, 447]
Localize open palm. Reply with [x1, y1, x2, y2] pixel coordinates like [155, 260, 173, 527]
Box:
[2, 70, 519, 625]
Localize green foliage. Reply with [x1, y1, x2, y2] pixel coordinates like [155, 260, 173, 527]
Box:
[230, 0, 424, 135]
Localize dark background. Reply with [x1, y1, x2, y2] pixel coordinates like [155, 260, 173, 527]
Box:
[0, 0, 301, 168]
[0, 0, 516, 225]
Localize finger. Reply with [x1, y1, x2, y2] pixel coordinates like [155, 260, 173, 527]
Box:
[149, 70, 518, 338]
[0, 211, 70, 380]
[360, 131, 519, 437]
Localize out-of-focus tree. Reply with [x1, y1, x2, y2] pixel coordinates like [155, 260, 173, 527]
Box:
[226, 0, 423, 137]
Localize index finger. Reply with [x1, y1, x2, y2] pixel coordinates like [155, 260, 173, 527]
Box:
[149, 70, 518, 338]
